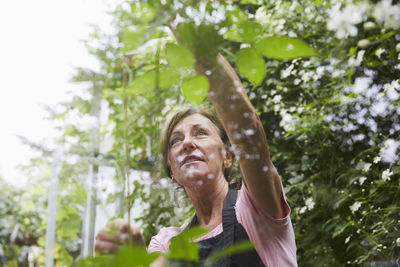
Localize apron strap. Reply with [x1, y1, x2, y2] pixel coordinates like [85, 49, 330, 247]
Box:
[221, 188, 238, 266]
[185, 188, 238, 230]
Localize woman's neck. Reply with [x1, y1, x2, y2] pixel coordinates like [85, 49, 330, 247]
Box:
[185, 175, 229, 230]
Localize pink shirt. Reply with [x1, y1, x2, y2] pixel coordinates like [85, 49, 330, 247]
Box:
[148, 183, 297, 267]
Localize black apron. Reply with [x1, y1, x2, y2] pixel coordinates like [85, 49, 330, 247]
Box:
[170, 189, 265, 267]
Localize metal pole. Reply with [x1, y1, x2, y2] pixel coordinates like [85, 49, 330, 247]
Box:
[80, 79, 102, 258]
[45, 149, 62, 267]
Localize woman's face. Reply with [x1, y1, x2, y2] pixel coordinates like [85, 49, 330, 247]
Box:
[168, 114, 231, 187]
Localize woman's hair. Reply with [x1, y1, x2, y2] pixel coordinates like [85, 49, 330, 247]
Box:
[161, 106, 232, 180]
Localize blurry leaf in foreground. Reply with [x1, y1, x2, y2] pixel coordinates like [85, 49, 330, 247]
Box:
[238, 21, 264, 43]
[168, 226, 209, 261]
[73, 246, 159, 267]
[165, 43, 195, 70]
[181, 75, 209, 106]
[205, 241, 255, 266]
[255, 36, 318, 60]
[127, 68, 179, 95]
[236, 48, 266, 85]
[177, 22, 223, 58]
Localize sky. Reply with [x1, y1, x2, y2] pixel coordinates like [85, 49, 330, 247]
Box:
[0, 0, 117, 187]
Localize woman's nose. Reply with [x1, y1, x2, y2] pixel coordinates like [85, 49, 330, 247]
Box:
[182, 136, 196, 151]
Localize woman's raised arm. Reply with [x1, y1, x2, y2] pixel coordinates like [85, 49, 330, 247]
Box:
[195, 54, 285, 219]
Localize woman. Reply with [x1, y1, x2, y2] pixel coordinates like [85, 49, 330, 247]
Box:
[95, 54, 297, 266]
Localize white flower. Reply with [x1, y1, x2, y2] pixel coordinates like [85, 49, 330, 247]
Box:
[383, 80, 400, 91]
[327, 4, 362, 38]
[255, 6, 270, 27]
[373, 156, 381, 164]
[357, 50, 365, 64]
[281, 64, 294, 79]
[372, 0, 400, 30]
[364, 21, 376, 30]
[396, 43, 400, 52]
[362, 163, 372, 172]
[358, 39, 370, 48]
[350, 201, 362, 212]
[375, 48, 385, 59]
[396, 237, 400, 247]
[273, 95, 282, 104]
[345, 236, 351, 244]
[359, 176, 367, 185]
[380, 139, 400, 163]
[299, 206, 307, 214]
[305, 197, 315, 210]
[382, 169, 393, 182]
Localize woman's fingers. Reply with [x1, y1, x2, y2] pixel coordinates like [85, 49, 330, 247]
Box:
[106, 218, 128, 232]
[94, 239, 119, 254]
[96, 227, 124, 244]
[95, 219, 146, 254]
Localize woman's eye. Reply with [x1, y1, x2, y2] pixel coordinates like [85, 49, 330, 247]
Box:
[170, 137, 181, 146]
[196, 130, 207, 136]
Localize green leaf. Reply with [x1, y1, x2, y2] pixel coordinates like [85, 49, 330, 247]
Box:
[236, 48, 266, 85]
[121, 26, 166, 53]
[165, 43, 195, 70]
[254, 36, 318, 60]
[205, 241, 255, 265]
[128, 68, 179, 94]
[159, 69, 180, 89]
[128, 70, 156, 94]
[129, 2, 157, 24]
[239, 21, 264, 43]
[240, 0, 259, 4]
[168, 227, 209, 261]
[181, 75, 209, 105]
[73, 246, 159, 267]
[177, 22, 223, 58]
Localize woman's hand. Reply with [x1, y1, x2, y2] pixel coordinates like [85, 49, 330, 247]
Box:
[94, 219, 145, 254]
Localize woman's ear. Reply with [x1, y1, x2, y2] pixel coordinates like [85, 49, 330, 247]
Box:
[223, 147, 233, 169]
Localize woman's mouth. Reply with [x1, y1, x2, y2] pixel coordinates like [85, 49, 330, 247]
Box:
[181, 155, 204, 166]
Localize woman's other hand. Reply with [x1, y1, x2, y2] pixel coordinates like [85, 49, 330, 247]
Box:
[94, 218, 145, 254]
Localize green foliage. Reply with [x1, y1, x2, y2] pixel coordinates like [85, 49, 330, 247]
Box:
[181, 75, 209, 106]
[177, 22, 224, 58]
[254, 36, 318, 60]
[236, 21, 264, 43]
[73, 246, 160, 267]
[165, 43, 195, 71]
[10, 0, 400, 266]
[236, 48, 266, 85]
[168, 227, 208, 261]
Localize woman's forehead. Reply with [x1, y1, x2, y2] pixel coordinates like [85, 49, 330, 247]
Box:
[172, 114, 218, 133]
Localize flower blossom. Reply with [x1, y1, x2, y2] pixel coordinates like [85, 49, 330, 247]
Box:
[350, 201, 362, 212]
[359, 176, 367, 185]
[327, 4, 362, 38]
[373, 156, 381, 164]
[372, 0, 400, 30]
[305, 197, 315, 210]
[382, 169, 393, 182]
[362, 163, 372, 172]
[380, 139, 400, 163]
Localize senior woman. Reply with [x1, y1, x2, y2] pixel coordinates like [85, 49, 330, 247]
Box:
[95, 54, 297, 266]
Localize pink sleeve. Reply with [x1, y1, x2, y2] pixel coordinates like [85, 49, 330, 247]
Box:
[236, 182, 297, 267]
[147, 223, 188, 253]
